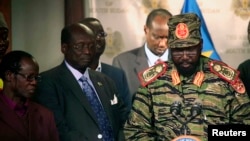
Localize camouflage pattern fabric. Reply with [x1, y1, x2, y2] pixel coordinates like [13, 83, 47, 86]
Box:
[168, 13, 202, 48]
[123, 56, 250, 141]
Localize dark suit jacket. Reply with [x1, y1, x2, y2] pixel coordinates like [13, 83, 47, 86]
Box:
[112, 46, 148, 98]
[0, 95, 59, 141]
[34, 62, 127, 141]
[237, 59, 250, 97]
[101, 62, 131, 111]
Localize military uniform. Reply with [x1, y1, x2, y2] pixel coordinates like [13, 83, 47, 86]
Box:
[123, 13, 250, 141]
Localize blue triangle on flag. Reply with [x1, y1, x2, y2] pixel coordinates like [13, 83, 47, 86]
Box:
[181, 0, 221, 60]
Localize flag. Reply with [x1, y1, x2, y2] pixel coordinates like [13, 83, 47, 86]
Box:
[181, 0, 221, 60]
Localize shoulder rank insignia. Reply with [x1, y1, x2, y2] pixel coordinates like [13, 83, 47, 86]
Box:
[171, 70, 181, 86]
[138, 62, 167, 87]
[209, 60, 246, 94]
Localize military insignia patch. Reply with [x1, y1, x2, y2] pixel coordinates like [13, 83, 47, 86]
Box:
[193, 71, 205, 87]
[175, 23, 189, 39]
[209, 60, 246, 94]
[209, 61, 238, 82]
[171, 70, 181, 85]
[138, 62, 167, 87]
[231, 78, 246, 94]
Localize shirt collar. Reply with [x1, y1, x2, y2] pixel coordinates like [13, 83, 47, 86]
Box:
[144, 43, 169, 67]
[0, 92, 29, 116]
[64, 60, 90, 81]
[95, 61, 102, 72]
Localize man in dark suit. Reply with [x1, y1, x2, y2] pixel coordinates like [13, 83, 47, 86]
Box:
[0, 12, 8, 62]
[112, 8, 172, 97]
[0, 12, 9, 89]
[34, 23, 127, 141]
[0, 51, 59, 141]
[237, 20, 250, 97]
[80, 17, 131, 112]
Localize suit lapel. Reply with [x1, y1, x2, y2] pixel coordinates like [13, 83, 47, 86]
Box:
[59, 64, 99, 125]
[88, 71, 114, 124]
[101, 63, 108, 74]
[135, 46, 149, 74]
[28, 103, 40, 140]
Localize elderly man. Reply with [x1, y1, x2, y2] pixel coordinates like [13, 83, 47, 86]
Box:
[34, 23, 127, 141]
[124, 13, 250, 141]
[0, 50, 59, 141]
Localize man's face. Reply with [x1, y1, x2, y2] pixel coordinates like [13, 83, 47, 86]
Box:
[62, 25, 96, 72]
[91, 21, 106, 57]
[0, 27, 9, 58]
[171, 44, 202, 77]
[12, 57, 39, 99]
[144, 15, 171, 56]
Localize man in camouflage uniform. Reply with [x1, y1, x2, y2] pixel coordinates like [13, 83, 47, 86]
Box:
[123, 13, 250, 141]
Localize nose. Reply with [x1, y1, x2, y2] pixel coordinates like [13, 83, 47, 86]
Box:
[29, 79, 38, 86]
[82, 47, 92, 54]
[158, 38, 167, 47]
[182, 50, 189, 59]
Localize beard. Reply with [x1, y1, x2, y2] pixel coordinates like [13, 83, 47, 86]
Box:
[174, 60, 200, 77]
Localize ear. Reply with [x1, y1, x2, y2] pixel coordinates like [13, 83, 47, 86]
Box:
[144, 25, 148, 34]
[61, 43, 68, 54]
[5, 71, 14, 82]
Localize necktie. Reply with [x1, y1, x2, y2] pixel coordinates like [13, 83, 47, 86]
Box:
[80, 76, 114, 141]
[155, 58, 163, 64]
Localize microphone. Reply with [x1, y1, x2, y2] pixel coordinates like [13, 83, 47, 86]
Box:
[191, 100, 202, 117]
[170, 98, 183, 116]
[187, 99, 203, 122]
[170, 98, 187, 130]
[170, 101, 182, 116]
[180, 99, 202, 135]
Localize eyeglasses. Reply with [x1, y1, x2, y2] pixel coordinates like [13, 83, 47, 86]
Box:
[72, 43, 95, 51]
[15, 72, 41, 82]
[171, 48, 199, 57]
[96, 31, 107, 40]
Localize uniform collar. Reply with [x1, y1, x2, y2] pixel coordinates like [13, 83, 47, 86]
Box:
[170, 60, 205, 87]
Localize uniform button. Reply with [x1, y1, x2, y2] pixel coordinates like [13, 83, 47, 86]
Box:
[97, 134, 102, 139]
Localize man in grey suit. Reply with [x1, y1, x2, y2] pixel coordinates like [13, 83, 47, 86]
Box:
[112, 8, 172, 97]
[34, 23, 127, 141]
